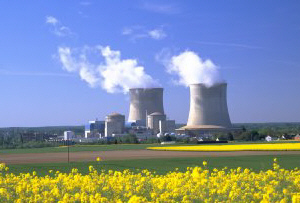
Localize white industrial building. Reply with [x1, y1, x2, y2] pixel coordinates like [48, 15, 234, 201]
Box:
[146, 112, 176, 135]
[64, 131, 75, 140]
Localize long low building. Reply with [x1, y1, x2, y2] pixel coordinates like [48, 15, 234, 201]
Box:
[176, 125, 228, 137]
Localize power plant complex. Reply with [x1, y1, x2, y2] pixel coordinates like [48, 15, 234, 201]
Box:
[83, 83, 233, 140]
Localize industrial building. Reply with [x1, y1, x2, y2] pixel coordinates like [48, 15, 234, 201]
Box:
[105, 113, 125, 137]
[126, 87, 176, 137]
[160, 120, 176, 134]
[85, 120, 105, 138]
[147, 112, 166, 134]
[63, 131, 75, 140]
[177, 83, 232, 137]
[146, 112, 176, 136]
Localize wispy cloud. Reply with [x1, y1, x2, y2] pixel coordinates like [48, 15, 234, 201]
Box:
[46, 16, 58, 25]
[195, 41, 264, 50]
[0, 69, 74, 77]
[122, 26, 167, 41]
[122, 27, 133, 35]
[46, 16, 74, 37]
[80, 1, 92, 6]
[141, 2, 180, 14]
[148, 29, 166, 40]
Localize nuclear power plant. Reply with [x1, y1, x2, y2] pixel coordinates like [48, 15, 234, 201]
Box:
[82, 82, 233, 140]
[177, 83, 232, 136]
[128, 88, 165, 126]
[83, 87, 175, 139]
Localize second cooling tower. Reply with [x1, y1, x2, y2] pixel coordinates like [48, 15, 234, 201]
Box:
[187, 83, 232, 128]
[128, 88, 164, 126]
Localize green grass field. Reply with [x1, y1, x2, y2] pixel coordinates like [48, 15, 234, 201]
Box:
[0, 144, 161, 154]
[6, 154, 300, 176]
[1, 141, 299, 154]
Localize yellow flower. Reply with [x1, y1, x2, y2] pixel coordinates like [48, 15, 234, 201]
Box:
[0, 160, 299, 202]
[96, 157, 101, 162]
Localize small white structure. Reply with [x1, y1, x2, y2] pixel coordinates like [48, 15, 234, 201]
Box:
[64, 131, 75, 140]
[147, 112, 166, 134]
[161, 141, 176, 145]
[265, 135, 272, 142]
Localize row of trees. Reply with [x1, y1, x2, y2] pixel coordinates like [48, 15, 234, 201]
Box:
[215, 128, 298, 141]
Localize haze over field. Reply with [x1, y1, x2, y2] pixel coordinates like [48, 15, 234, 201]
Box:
[0, 1, 300, 127]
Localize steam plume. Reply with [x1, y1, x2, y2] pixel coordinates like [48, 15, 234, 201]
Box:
[166, 50, 223, 87]
[58, 46, 159, 93]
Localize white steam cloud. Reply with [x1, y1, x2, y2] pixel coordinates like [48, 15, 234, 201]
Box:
[165, 50, 223, 87]
[58, 46, 159, 93]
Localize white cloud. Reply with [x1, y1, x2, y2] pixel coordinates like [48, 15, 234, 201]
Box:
[161, 50, 223, 87]
[46, 16, 74, 37]
[122, 26, 167, 41]
[122, 27, 133, 35]
[58, 47, 99, 87]
[46, 16, 58, 25]
[58, 46, 159, 93]
[148, 29, 166, 40]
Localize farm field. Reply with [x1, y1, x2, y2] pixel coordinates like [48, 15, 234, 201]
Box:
[1, 141, 299, 154]
[2, 155, 300, 202]
[0, 143, 161, 154]
[2, 148, 300, 164]
[6, 154, 300, 176]
[148, 142, 300, 151]
[2, 144, 300, 202]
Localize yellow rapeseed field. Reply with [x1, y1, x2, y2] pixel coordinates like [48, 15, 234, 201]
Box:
[148, 143, 300, 151]
[1, 160, 300, 202]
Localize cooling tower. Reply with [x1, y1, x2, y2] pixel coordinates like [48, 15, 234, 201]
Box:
[187, 83, 232, 128]
[128, 88, 164, 125]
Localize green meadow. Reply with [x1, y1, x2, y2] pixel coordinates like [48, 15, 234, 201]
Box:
[6, 154, 300, 176]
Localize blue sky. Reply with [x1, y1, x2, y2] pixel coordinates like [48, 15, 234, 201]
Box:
[1, 1, 300, 127]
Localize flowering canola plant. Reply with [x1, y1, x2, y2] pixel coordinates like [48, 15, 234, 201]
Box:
[148, 143, 300, 151]
[1, 161, 300, 202]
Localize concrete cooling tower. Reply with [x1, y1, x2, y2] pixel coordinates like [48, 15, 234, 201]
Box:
[177, 83, 232, 136]
[128, 88, 164, 126]
[187, 83, 232, 128]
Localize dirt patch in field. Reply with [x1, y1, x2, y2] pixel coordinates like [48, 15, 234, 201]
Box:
[1, 150, 300, 164]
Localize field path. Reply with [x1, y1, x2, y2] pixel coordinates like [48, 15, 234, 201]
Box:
[2, 150, 300, 164]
